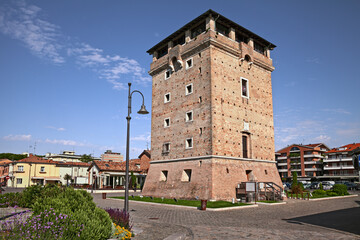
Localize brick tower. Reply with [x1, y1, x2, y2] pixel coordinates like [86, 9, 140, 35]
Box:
[142, 10, 282, 201]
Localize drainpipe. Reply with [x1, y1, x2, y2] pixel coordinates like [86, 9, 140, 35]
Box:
[28, 163, 32, 187]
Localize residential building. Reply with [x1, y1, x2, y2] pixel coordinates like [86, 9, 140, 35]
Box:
[88, 150, 150, 189]
[0, 159, 12, 185]
[101, 150, 124, 162]
[143, 9, 282, 201]
[321, 143, 360, 181]
[8, 154, 60, 187]
[45, 151, 100, 163]
[275, 143, 329, 180]
[56, 161, 91, 186]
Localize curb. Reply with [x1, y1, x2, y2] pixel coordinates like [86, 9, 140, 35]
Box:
[205, 204, 258, 211]
[309, 194, 358, 201]
[256, 201, 287, 205]
[108, 198, 258, 211]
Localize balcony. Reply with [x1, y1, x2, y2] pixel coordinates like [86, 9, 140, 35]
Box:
[323, 157, 352, 162]
[304, 161, 322, 165]
[291, 169, 301, 172]
[304, 168, 322, 171]
[290, 162, 301, 166]
[277, 162, 288, 166]
[304, 154, 323, 158]
[324, 165, 354, 170]
[277, 156, 287, 160]
[278, 169, 288, 172]
[324, 166, 341, 170]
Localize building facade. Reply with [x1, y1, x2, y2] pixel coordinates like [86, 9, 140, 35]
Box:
[88, 150, 150, 189]
[101, 150, 124, 162]
[45, 151, 100, 163]
[7, 155, 60, 188]
[143, 10, 282, 201]
[275, 143, 329, 180]
[321, 143, 360, 181]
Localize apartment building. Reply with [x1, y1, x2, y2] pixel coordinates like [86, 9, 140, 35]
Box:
[321, 143, 360, 181]
[275, 143, 329, 180]
[143, 9, 282, 201]
[100, 150, 124, 162]
[45, 151, 100, 163]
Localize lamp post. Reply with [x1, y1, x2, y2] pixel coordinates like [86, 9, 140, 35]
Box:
[124, 82, 149, 212]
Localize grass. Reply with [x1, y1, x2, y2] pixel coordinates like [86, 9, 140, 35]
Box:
[111, 196, 250, 208]
[257, 200, 281, 203]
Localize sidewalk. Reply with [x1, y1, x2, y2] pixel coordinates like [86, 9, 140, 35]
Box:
[92, 193, 360, 239]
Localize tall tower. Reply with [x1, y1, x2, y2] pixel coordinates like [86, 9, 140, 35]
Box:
[142, 10, 282, 201]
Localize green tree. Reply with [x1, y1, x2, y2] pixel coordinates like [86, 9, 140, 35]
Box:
[130, 171, 136, 188]
[64, 173, 72, 186]
[0, 153, 27, 161]
[79, 154, 93, 163]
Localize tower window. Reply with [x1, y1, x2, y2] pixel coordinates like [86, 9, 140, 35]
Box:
[181, 169, 192, 182]
[216, 22, 229, 37]
[186, 111, 193, 122]
[165, 69, 171, 80]
[164, 118, 170, 128]
[241, 77, 249, 98]
[191, 21, 206, 39]
[173, 34, 185, 46]
[254, 42, 265, 55]
[164, 93, 171, 103]
[163, 143, 170, 153]
[242, 136, 248, 158]
[186, 58, 193, 69]
[158, 46, 168, 59]
[185, 138, 193, 149]
[160, 170, 168, 182]
[185, 83, 193, 95]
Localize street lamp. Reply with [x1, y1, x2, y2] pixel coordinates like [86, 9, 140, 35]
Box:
[124, 82, 149, 212]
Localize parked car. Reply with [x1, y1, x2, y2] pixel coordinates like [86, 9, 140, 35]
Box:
[344, 182, 357, 190]
[303, 183, 312, 189]
[321, 182, 333, 190]
[310, 182, 320, 189]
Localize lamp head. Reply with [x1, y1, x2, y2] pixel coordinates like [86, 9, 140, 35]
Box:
[137, 104, 149, 115]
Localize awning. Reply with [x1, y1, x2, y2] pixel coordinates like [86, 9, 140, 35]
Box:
[31, 177, 44, 180]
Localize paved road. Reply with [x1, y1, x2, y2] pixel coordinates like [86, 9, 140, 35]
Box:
[92, 192, 360, 240]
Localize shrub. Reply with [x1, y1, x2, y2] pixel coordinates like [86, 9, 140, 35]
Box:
[312, 189, 326, 196]
[319, 183, 323, 190]
[32, 187, 112, 240]
[332, 184, 348, 196]
[3, 208, 84, 240]
[104, 208, 132, 231]
[326, 191, 338, 196]
[20, 185, 44, 208]
[0, 192, 22, 208]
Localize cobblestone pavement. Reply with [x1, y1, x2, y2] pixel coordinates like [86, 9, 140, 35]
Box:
[93, 193, 360, 240]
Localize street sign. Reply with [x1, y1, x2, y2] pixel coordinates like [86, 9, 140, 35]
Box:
[5, 176, 9, 180]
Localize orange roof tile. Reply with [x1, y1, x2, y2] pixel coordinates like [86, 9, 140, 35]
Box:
[326, 143, 360, 153]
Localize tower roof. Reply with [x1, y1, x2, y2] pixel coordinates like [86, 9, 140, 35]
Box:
[147, 9, 276, 55]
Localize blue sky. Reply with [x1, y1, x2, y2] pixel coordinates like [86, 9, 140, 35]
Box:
[0, 0, 359, 158]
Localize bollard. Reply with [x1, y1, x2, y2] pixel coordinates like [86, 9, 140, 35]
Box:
[200, 200, 207, 210]
[102, 193, 106, 199]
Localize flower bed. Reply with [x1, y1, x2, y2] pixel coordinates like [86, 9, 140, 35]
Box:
[0, 185, 132, 239]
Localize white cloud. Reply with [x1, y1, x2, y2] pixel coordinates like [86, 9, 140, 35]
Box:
[0, 0, 65, 63]
[45, 138, 86, 147]
[312, 135, 331, 142]
[306, 57, 320, 64]
[322, 108, 351, 115]
[3, 134, 32, 141]
[45, 126, 66, 131]
[131, 134, 151, 142]
[0, 1, 151, 89]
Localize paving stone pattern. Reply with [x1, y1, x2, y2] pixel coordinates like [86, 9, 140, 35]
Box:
[93, 193, 360, 240]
